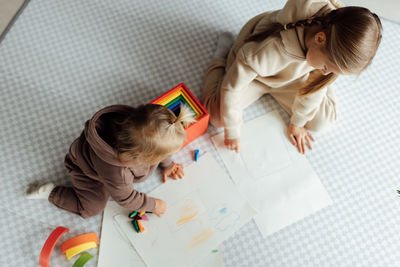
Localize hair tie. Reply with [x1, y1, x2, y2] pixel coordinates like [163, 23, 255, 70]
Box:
[283, 24, 287, 30]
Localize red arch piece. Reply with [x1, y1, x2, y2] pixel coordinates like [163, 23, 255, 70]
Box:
[39, 226, 70, 267]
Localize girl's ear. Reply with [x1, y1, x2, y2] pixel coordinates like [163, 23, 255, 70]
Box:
[314, 32, 327, 47]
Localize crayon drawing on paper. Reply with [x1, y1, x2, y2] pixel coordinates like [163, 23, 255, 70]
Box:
[114, 154, 256, 267]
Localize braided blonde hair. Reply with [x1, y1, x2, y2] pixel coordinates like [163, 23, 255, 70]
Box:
[111, 104, 195, 166]
[246, 6, 382, 96]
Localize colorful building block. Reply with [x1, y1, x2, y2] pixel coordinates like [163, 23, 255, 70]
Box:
[151, 83, 209, 147]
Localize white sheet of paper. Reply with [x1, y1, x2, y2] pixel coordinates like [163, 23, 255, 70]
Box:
[98, 200, 224, 267]
[97, 201, 146, 267]
[114, 153, 256, 267]
[240, 116, 292, 179]
[211, 110, 333, 237]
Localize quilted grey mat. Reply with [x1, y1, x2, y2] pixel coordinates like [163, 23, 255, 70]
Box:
[0, 0, 399, 266]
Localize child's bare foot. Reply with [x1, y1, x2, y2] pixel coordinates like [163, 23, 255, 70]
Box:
[25, 182, 56, 199]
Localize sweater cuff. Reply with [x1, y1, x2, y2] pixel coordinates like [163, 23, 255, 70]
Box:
[224, 126, 241, 140]
[158, 156, 173, 170]
[290, 113, 308, 127]
[143, 196, 156, 212]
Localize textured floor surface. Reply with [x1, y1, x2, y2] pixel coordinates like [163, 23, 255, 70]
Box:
[0, 0, 399, 266]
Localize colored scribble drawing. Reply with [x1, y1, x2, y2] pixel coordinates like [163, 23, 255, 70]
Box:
[214, 213, 239, 231]
[176, 199, 200, 227]
[219, 207, 227, 214]
[165, 191, 206, 232]
[208, 203, 228, 220]
[208, 204, 240, 231]
[188, 229, 215, 249]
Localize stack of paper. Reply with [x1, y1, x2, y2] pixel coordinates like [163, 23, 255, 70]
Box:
[98, 154, 256, 267]
[98, 111, 333, 266]
[211, 110, 333, 237]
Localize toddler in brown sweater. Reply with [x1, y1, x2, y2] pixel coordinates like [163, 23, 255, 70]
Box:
[26, 104, 194, 218]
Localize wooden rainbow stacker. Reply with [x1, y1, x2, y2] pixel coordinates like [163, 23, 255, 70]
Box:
[151, 83, 209, 147]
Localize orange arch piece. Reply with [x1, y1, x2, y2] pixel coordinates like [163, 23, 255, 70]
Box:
[60, 233, 98, 254]
[39, 226, 70, 267]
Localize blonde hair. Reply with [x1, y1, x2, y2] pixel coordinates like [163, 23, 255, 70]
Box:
[246, 6, 382, 95]
[111, 104, 195, 166]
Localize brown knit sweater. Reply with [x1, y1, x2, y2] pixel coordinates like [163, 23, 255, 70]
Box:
[64, 105, 173, 212]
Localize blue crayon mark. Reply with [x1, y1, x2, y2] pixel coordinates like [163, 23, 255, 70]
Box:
[219, 207, 227, 214]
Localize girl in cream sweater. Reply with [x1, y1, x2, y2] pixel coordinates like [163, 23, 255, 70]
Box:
[202, 0, 382, 154]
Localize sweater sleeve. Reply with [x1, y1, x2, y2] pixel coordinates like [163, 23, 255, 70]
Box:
[220, 48, 258, 139]
[102, 173, 156, 212]
[158, 155, 173, 170]
[221, 37, 288, 139]
[290, 86, 328, 127]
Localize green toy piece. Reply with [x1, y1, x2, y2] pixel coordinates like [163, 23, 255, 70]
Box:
[72, 252, 93, 267]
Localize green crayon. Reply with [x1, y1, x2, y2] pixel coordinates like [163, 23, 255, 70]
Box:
[131, 219, 140, 233]
[129, 211, 138, 218]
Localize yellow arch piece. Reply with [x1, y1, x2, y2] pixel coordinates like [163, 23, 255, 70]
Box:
[65, 242, 97, 260]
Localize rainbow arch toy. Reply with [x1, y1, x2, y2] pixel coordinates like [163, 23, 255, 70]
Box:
[151, 83, 209, 147]
[39, 228, 96, 267]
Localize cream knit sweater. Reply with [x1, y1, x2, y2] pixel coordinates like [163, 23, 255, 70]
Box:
[221, 0, 343, 139]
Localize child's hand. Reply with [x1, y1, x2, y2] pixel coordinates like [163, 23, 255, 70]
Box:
[162, 162, 184, 183]
[224, 138, 240, 153]
[154, 198, 167, 217]
[288, 123, 315, 154]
